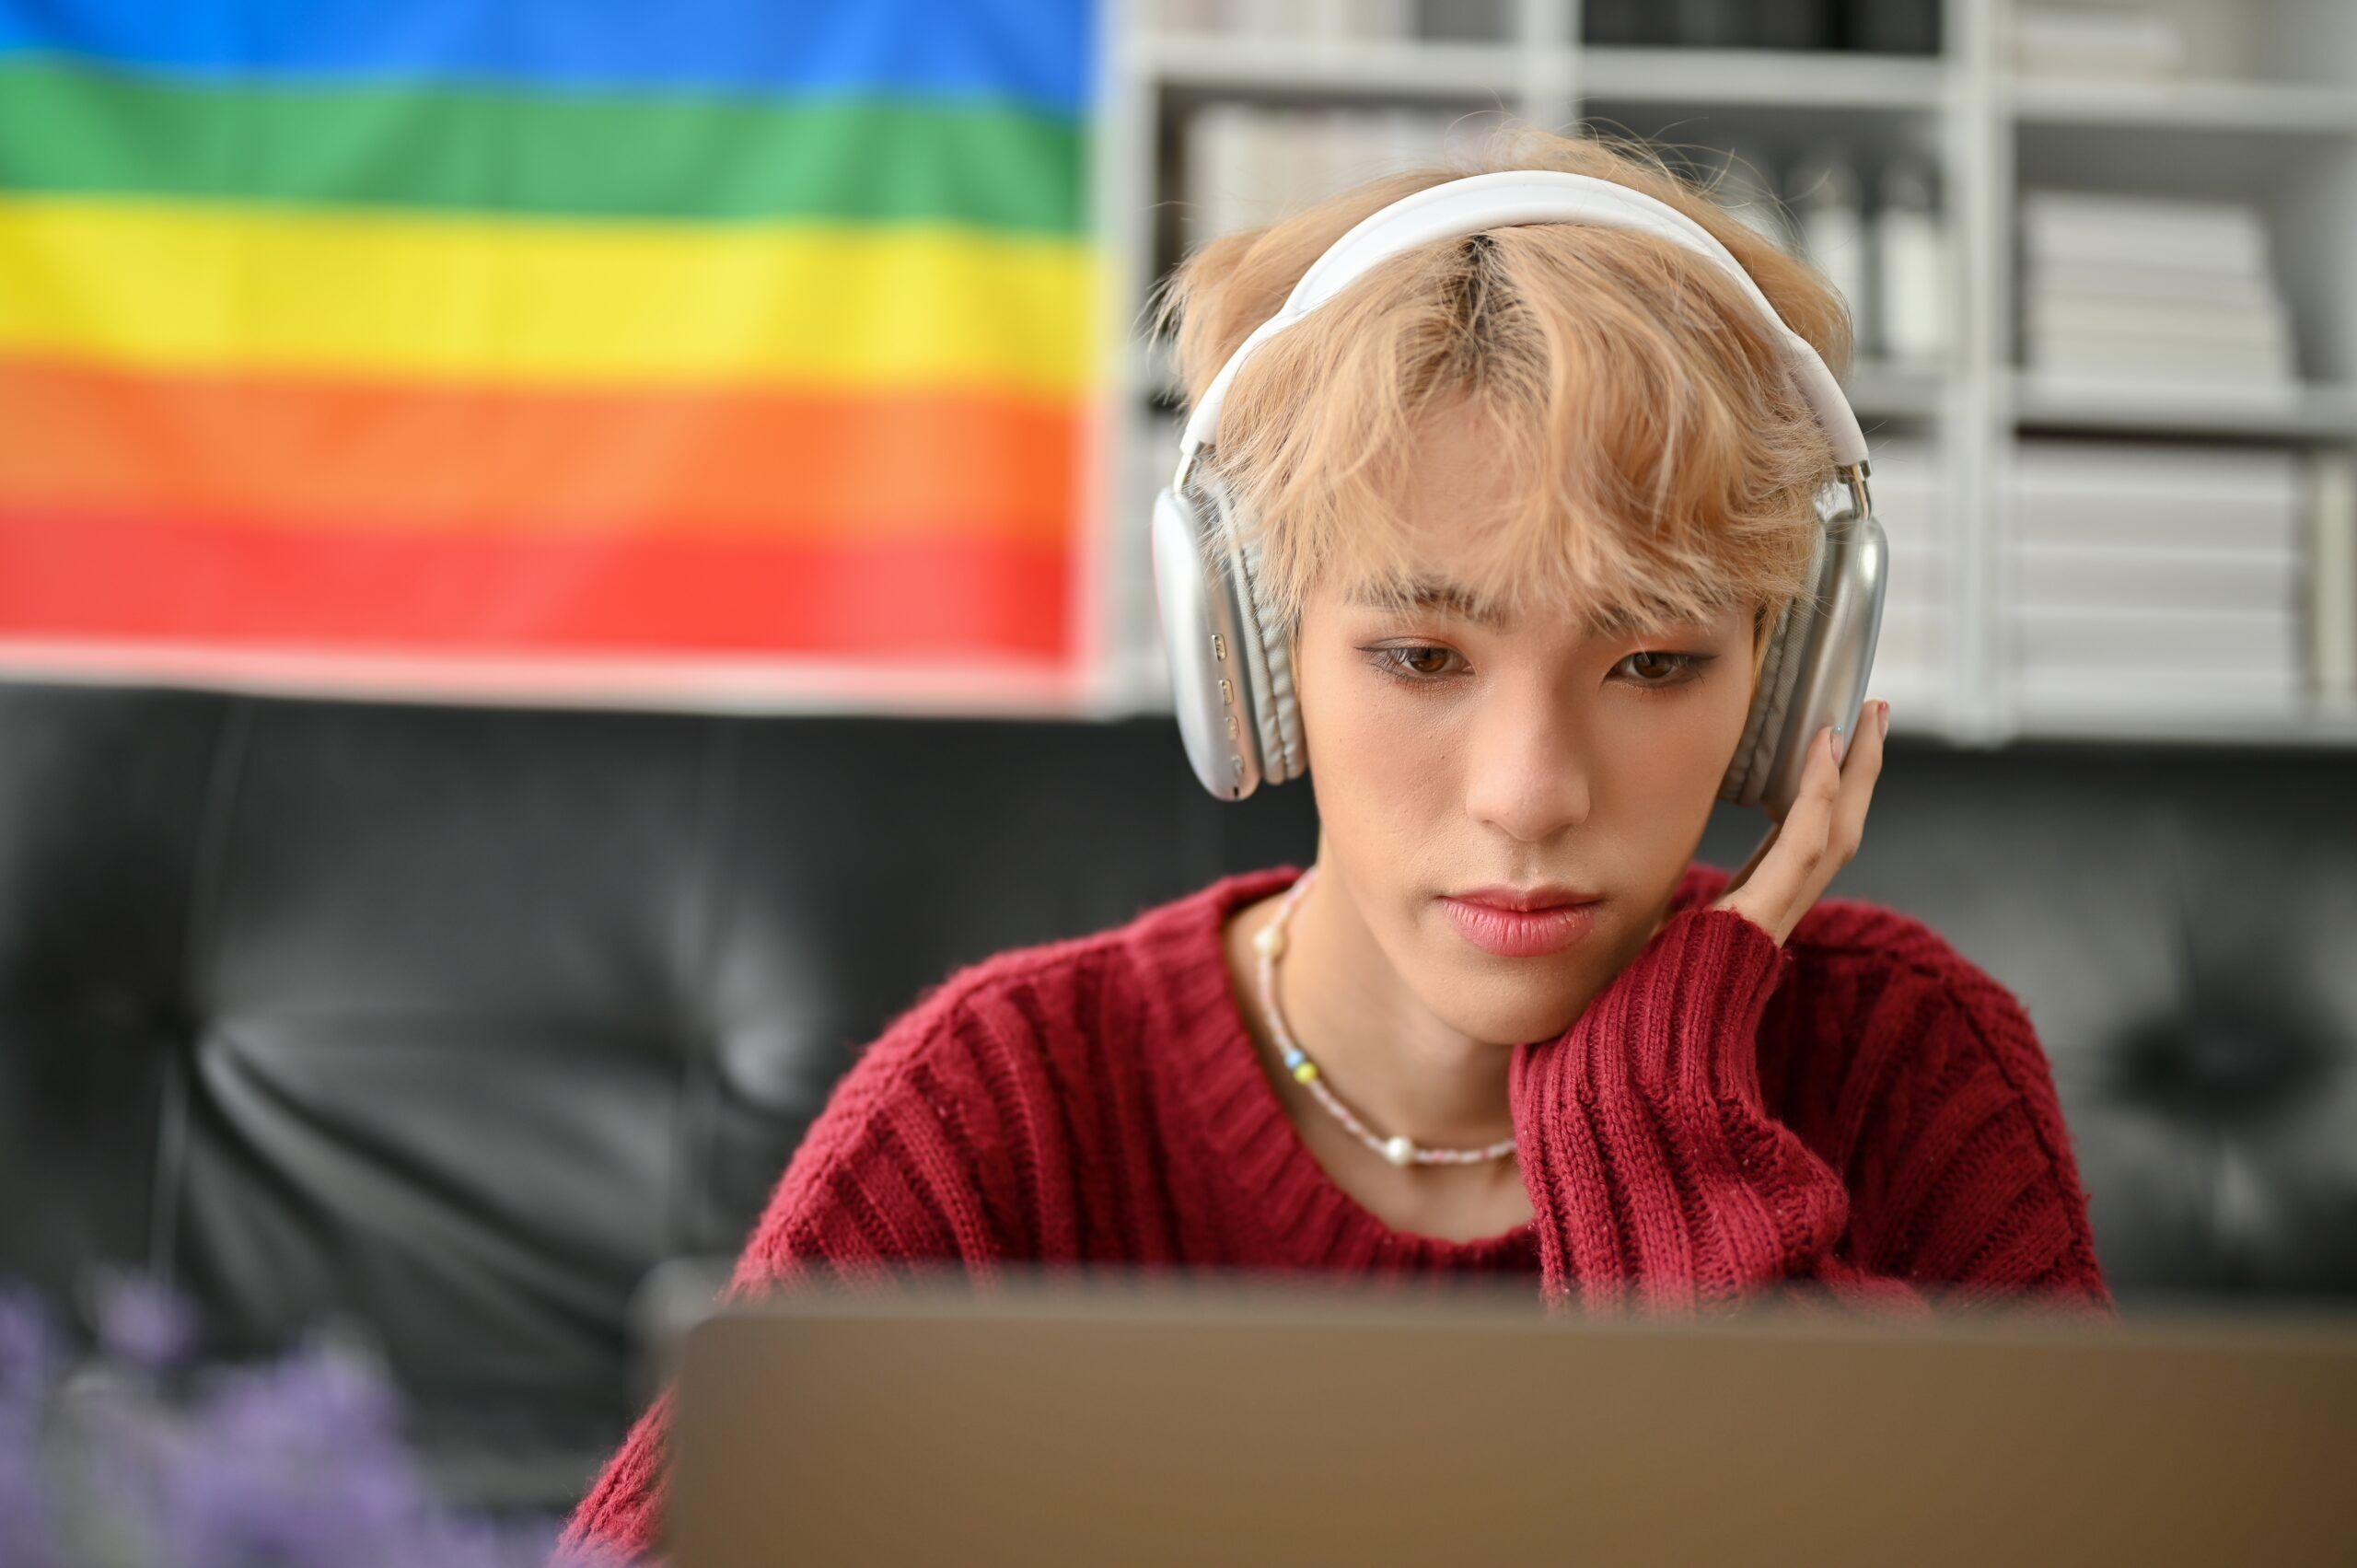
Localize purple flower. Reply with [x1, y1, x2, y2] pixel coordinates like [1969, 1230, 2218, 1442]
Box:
[90, 1272, 195, 1375]
[0, 1282, 59, 1392]
[2, 1271, 627, 1567]
[0, 1285, 66, 1568]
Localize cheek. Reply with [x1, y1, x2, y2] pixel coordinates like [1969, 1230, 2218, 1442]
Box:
[1612, 697, 1739, 790]
[1297, 656, 1455, 819]
[1603, 665, 1756, 791]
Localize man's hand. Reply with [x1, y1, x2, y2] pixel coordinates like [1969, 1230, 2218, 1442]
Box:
[1713, 699, 1889, 947]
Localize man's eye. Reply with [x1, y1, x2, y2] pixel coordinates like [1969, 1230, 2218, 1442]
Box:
[1614, 651, 1713, 690]
[1364, 646, 1714, 690]
[1367, 645, 1461, 681]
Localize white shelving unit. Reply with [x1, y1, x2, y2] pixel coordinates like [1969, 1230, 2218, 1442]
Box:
[1083, 0, 2357, 749]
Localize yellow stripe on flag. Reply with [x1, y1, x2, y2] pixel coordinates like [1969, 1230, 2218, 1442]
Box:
[0, 196, 1097, 397]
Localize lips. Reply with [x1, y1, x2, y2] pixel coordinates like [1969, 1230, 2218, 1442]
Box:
[1439, 889, 1605, 958]
[1448, 884, 1603, 912]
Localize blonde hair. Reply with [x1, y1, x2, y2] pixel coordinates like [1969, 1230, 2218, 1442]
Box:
[1154, 126, 1853, 690]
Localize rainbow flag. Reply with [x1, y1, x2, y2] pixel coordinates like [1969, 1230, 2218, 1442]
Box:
[0, 1, 1099, 699]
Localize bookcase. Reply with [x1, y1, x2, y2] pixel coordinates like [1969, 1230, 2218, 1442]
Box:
[1082, 0, 2357, 750]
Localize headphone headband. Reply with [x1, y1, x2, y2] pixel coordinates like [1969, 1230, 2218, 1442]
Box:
[1175, 168, 1870, 474]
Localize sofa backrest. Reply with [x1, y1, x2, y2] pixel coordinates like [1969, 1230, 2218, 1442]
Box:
[2, 679, 2351, 1506]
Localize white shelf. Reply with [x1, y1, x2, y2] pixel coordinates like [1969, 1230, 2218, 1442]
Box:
[2008, 75, 2357, 136]
[1849, 361, 1952, 421]
[1135, 36, 1956, 113]
[1580, 47, 1952, 110]
[1101, 0, 2357, 751]
[1134, 31, 1527, 97]
[2011, 377, 2357, 441]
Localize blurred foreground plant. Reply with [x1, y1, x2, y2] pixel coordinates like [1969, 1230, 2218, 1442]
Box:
[0, 1272, 624, 1568]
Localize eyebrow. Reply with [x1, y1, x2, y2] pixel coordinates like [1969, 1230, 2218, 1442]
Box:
[1352, 580, 1689, 637]
[1352, 579, 1512, 629]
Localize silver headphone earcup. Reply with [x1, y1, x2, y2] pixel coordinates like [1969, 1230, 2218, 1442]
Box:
[1720, 505, 1887, 817]
[1221, 492, 1305, 787]
[1721, 518, 1829, 809]
[1151, 474, 1271, 801]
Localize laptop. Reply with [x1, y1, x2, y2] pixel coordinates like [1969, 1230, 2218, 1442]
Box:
[659, 1263, 2357, 1567]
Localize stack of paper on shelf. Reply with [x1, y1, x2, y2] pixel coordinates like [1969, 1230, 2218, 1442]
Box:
[1183, 105, 1492, 249]
[1152, 0, 1422, 38]
[1858, 436, 1947, 699]
[2311, 451, 2357, 705]
[2013, 6, 2186, 81]
[2018, 191, 2297, 400]
[2007, 440, 2308, 713]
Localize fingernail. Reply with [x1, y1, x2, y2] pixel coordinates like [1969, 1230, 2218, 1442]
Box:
[1878, 701, 1891, 738]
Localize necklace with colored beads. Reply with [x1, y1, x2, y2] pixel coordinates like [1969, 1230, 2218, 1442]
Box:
[1253, 865, 1519, 1169]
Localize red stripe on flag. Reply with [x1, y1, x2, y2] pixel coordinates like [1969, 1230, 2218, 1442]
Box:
[0, 503, 1073, 660]
[0, 358, 1082, 545]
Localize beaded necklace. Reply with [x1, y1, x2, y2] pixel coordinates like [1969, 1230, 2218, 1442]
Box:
[1252, 865, 1519, 1168]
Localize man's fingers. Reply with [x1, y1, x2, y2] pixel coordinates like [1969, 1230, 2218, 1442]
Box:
[1719, 705, 1887, 935]
[1713, 726, 1838, 939]
[1732, 820, 1779, 890]
[1830, 701, 1888, 860]
[1759, 724, 1844, 899]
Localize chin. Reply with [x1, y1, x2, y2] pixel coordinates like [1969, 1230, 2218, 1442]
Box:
[1425, 970, 1591, 1051]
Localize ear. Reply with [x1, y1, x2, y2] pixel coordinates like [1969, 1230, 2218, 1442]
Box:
[1281, 612, 1310, 769]
[1747, 599, 1776, 696]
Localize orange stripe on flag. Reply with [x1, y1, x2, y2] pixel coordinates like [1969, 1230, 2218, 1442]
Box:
[0, 359, 1080, 544]
[0, 502, 1071, 658]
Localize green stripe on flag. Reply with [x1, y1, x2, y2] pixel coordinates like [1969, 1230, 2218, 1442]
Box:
[0, 57, 1086, 234]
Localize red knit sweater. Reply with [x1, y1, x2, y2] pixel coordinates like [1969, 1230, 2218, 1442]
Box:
[562, 860, 2114, 1562]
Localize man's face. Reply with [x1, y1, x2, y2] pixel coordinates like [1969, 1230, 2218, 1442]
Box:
[1292, 401, 1760, 1048]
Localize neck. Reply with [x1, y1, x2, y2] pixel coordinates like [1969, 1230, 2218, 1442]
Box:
[1249, 853, 1687, 1155]
[1269, 855, 1518, 1152]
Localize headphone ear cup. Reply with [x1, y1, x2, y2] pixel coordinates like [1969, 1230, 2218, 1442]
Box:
[1151, 466, 1279, 800]
[1720, 518, 1829, 808]
[1221, 485, 1306, 786]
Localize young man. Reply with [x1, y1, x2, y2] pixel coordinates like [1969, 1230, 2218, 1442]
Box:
[562, 128, 2111, 1565]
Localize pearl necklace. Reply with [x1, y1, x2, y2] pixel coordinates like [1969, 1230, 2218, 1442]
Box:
[1252, 865, 1519, 1168]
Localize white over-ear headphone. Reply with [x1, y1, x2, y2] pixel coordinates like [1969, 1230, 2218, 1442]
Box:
[1150, 168, 1887, 819]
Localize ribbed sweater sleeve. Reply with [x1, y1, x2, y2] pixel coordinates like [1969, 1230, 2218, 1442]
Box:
[556, 985, 1028, 1567]
[1507, 903, 2116, 1320]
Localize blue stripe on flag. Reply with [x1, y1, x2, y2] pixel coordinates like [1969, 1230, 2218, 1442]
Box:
[0, 0, 1095, 116]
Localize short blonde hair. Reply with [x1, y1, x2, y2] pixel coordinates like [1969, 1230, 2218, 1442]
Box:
[1155, 127, 1853, 689]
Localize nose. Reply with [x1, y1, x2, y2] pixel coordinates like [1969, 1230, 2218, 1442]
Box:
[1459, 672, 1593, 843]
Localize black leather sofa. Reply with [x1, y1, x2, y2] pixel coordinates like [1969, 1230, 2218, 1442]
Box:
[2, 677, 2351, 1513]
